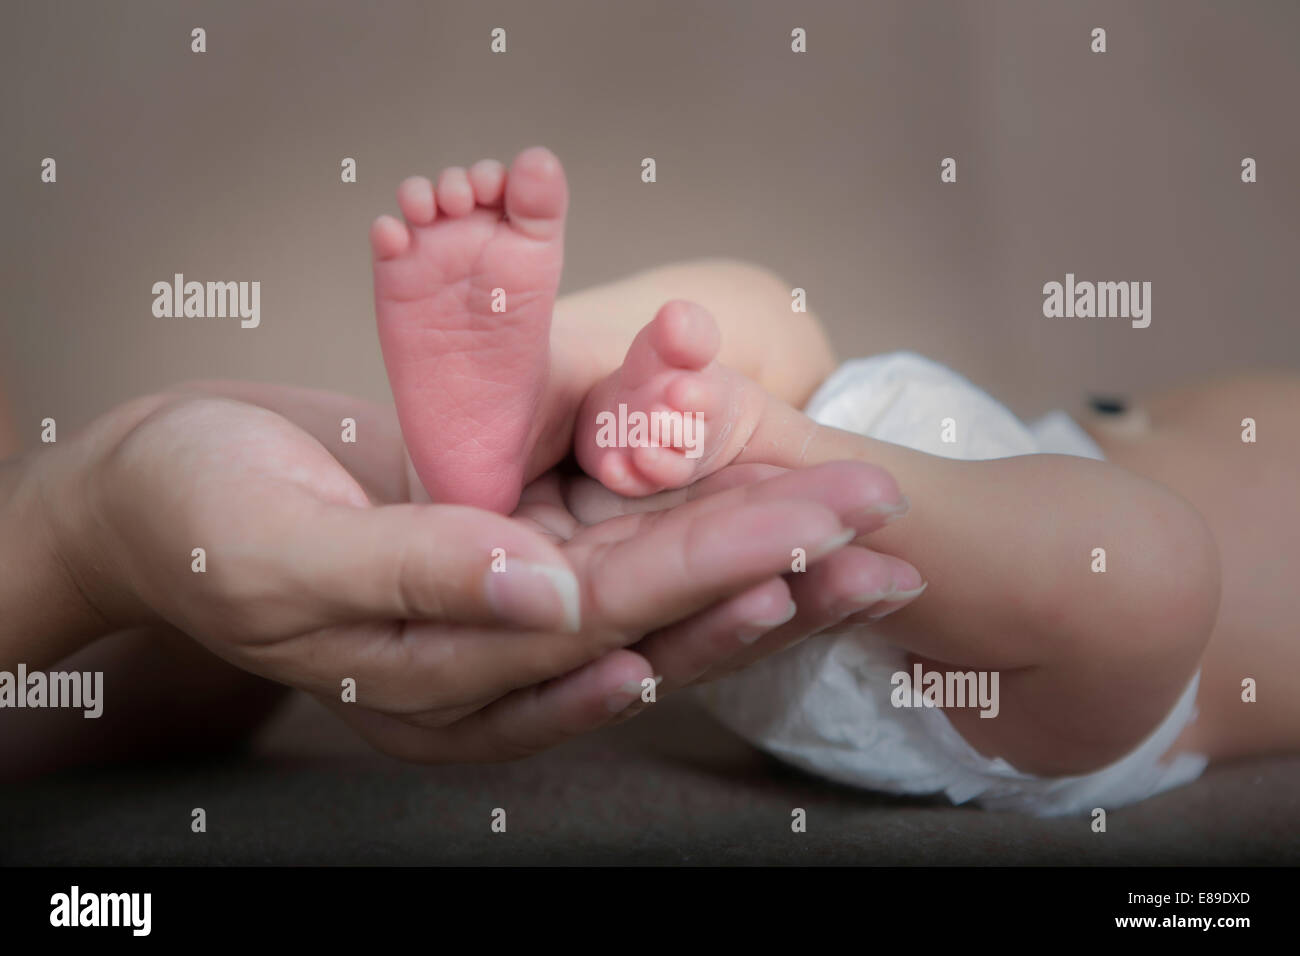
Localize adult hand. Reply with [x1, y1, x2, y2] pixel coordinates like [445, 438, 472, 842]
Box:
[32, 384, 916, 763]
[553, 464, 925, 718]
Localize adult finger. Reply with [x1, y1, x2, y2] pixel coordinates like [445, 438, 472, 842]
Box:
[320, 647, 656, 764]
[626, 577, 795, 696]
[386, 576, 794, 729]
[573, 497, 851, 640]
[697, 545, 924, 682]
[567, 460, 909, 539]
[281, 501, 583, 634]
[253, 617, 618, 716]
[252, 499, 838, 714]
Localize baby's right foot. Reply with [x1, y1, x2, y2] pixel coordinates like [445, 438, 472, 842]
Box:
[371, 147, 568, 513]
[575, 301, 770, 496]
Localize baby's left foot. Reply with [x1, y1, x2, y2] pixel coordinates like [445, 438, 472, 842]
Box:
[574, 301, 768, 496]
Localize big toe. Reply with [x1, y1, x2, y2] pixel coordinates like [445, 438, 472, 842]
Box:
[619, 300, 721, 385]
[505, 147, 569, 240]
[648, 300, 722, 370]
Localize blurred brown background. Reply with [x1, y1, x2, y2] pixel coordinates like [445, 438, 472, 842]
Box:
[2, 0, 1297, 441]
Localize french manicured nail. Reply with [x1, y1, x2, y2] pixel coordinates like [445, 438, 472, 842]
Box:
[606, 679, 646, 713]
[857, 494, 910, 525]
[807, 527, 857, 561]
[484, 561, 582, 632]
[878, 494, 911, 524]
[866, 582, 929, 620]
[737, 600, 797, 643]
[889, 582, 929, 602]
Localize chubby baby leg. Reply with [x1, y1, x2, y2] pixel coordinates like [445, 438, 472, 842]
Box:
[574, 307, 1219, 778]
[732, 398, 1221, 778]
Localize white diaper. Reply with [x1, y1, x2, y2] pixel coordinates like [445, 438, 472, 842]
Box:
[698, 351, 1208, 816]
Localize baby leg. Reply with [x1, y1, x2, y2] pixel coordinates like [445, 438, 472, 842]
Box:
[553, 258, 837, 410]
[734, 401, 1222, 777]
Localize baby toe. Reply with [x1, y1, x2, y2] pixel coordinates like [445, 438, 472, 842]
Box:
[631, 444, 696, 490]
[665, 371, 728, 422]
[469, 159, 507, 206]
[369, 214, 411, 260]
[504, 147, 568, 240]
[648, 300, 721, 370]
[396, 176, 436, 225]
[436, 166, 475, 217]
[599, 449, 661, 498]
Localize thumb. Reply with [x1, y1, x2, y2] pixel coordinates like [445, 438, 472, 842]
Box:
[284, 502, 581, 633]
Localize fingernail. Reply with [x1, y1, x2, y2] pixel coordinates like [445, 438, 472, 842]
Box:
[840, 591, 891, 615]
[807, 527, 857, 561]
[863, 494, 910, 525]
[605, 680, 644, 713]
[889, 582, 929, 602]
[848, 581, 926, 607]
[737, 600, 797, 643]
[866, 582, 929, 620]
[484, 561, 582, 632]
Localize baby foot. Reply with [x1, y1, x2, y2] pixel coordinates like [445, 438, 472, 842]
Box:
[575, 300, 768, 496]
[371, 147, 568, 513]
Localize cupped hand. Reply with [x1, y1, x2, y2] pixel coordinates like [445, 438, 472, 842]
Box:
[62, 383, 919, 762]
[552, 463, 926, 721]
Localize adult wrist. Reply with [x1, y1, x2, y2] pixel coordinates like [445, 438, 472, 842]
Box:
[0, 397, 168, 666]
[0, 443, 109, 666]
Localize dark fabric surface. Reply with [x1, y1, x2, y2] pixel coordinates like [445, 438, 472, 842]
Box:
[5, 695, 1297, 866]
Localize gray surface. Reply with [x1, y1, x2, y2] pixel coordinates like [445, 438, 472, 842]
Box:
[4, 695, 1297, 866]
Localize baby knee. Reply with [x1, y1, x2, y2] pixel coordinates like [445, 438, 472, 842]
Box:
[1122, 490, 1221, 666]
